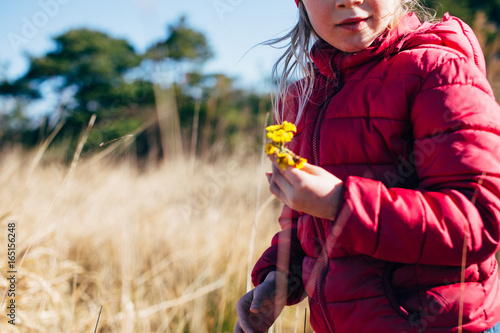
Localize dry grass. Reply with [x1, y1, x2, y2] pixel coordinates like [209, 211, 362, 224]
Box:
[0, 148, 312, 332]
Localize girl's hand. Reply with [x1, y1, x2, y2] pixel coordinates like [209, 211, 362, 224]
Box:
[267, 159, 343, 220]
[234, 271, 287, 333]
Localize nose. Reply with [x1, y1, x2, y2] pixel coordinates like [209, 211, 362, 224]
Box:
[335, 0, 363, 8]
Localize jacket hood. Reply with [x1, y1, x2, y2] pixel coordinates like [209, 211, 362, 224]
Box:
[310, 13, 486, 78]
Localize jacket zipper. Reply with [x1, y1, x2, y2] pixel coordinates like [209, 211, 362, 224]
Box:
[311, 57, 343, 333]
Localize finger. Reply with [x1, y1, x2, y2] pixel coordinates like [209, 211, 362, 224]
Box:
[269, 180, 286, 204]
[236, 294, 261, 333]
[234, 319, 254, 333]
[234, 321, 246, 333]
[298, 161, 314, 172]
[268, 165, 282, 199]
[270, 158, 286, 176]
[249, 298, 262, 313]
[269, 173, 286, 202]
[249, 283, 276, 314]
[267, 154, 279, 167]
[298, 163, 343, 187]
[284, 162, 337, 189]
[271, 164, 293, 196]
[298, 162, 328, 177]
[302, 163, 328, 175]
[249, 284, 269, 313]
[237, 314, 259, 333]
[270, 159, 306, 185]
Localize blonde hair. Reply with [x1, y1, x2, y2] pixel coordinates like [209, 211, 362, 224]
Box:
[266, 0, 435, 125]
[263, 2, 316, 124]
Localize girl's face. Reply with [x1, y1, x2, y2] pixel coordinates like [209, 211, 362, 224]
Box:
[302, 0, 399, 52]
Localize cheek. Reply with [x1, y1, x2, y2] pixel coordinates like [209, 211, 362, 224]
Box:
[307, 17, 325, 39]
[314, 18, 330, 37]
[308, 9, 334, 38]
[371, 4, 398, 30]
[378, 0, 400, 18]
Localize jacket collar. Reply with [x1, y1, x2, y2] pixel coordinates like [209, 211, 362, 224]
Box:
[310, 13, 422, 78]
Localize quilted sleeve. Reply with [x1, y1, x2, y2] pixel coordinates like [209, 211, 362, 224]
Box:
[251, 204, 307, 305]
[334, 56, 500, 266]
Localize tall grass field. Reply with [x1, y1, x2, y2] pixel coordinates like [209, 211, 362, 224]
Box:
[0, 148, 314, 332]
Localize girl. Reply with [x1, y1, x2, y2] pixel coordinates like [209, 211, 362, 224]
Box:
[235, 0, 500, 332]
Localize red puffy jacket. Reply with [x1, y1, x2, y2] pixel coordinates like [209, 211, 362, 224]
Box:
[252, 13, 500, 333]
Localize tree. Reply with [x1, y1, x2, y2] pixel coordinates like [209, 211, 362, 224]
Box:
[143, 16, 214, 161]
[22, 28, 146, 114]
[424, 0, 500, 25]
[146, 16, 213, 63]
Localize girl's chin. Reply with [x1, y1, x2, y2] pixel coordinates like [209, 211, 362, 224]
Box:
[330, 34, 380, 53]
[335, 41, 374, 53]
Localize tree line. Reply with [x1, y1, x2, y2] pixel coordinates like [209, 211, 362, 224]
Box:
[0, 16, 271, 164]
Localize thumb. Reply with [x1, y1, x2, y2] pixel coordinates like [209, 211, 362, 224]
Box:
[249, 291, 263, 313]
[298, 162, 323, 175]
[249, 285, 270, 313]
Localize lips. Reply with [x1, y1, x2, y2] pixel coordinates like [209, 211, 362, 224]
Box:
[338, 17, 369, 25]
[336, 17, 370, 31]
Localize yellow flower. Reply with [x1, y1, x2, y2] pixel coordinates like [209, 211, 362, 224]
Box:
[278, 159, 288, 170]
[294, 157, 307, 169]
[266, 124, 282, 132]
[285, 154, 295, 166]
[268, 129, 293, 144]
[265, 121, 304, 170]
[265, 143, 278, 155]
[266, 121, 296, 134]
[274, 154, 294, 170]
[276, 151, 287, 158]
[282, 121, 297, 133]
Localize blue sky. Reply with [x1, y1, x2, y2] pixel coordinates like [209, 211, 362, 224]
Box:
[0, 0, 298, 89]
